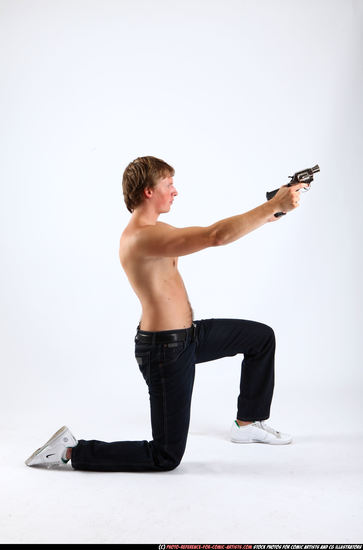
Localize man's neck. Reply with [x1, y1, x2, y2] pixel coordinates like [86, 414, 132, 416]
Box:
[131, 212, 159, 226]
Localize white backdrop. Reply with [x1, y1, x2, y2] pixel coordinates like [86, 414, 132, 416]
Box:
[0, 0, 362, 542]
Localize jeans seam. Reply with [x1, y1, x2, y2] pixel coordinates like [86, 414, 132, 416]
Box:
[160, 363, 168, 451]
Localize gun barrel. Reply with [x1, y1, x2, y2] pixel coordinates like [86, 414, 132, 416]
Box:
[266, 163, 320, 216]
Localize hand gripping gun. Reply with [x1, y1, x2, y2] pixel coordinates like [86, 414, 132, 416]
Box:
[266, 164, 320, 217]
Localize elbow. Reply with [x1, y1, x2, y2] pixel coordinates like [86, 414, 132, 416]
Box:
[214, 237, 225, 247]
[210, 226, 225, 247]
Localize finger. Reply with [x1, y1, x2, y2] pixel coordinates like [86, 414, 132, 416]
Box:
[292, 184, 307, 193]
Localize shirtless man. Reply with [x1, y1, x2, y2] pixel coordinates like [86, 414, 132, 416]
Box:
[25, 156, 308, 471]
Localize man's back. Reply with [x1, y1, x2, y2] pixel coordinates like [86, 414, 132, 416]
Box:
[119, 221, 196, 331]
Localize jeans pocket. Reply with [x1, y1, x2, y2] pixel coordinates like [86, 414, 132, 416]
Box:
[135, 350, 151, 385]
[162, 341, 186, 365]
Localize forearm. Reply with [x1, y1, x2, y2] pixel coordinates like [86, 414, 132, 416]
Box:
[212, 201, 277, 246]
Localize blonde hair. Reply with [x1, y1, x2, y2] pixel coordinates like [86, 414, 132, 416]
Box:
[122, 156, 175, 213]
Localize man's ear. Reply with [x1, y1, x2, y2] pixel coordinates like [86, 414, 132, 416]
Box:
[144, 187, 153, 199]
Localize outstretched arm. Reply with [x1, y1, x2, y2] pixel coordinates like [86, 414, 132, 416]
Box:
[212, 182, 309, 245]
[133, 183, 308, 257]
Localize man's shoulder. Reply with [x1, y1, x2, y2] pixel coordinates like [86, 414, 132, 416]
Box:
[136, 221, 177, 235]
[156, 221, 176, 229]
[120, 221, 176, 254]
[124, 221, 176, 234]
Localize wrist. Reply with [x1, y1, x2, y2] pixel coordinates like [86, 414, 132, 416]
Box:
[263, 200, 279, 219]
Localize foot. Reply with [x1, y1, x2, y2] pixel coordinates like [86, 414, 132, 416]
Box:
[230, 420, 292, 445]
[25, 426, 78, 467]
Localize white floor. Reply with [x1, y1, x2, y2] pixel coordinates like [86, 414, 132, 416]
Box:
[1, 386, 362, 544]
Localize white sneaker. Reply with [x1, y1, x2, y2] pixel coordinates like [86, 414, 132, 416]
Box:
[230, 420, 292, 445]
[25, 426, 78, 467]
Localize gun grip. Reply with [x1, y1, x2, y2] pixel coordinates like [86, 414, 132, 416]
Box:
[266, 188, 287, 217]
[266, 189, 279, 201]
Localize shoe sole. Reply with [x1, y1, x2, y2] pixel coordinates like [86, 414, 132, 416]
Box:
[25, 426, 69, 466]
[231, 437, 292, 445]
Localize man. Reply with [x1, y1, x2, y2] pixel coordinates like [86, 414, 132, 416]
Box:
[25, 155, 308, 471]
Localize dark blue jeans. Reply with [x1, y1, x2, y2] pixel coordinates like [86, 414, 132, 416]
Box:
[71, 318, 275, 472]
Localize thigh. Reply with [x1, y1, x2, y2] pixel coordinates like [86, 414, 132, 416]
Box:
[135, 340, 196, 451]
[194, 318, 274, 364]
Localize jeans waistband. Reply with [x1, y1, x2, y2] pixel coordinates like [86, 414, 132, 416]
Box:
[135, 322, 197, 345]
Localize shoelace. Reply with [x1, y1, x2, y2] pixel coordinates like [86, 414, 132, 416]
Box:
[253, 420, 280, 436]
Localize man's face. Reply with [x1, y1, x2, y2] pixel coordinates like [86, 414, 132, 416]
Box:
[151, 174, 178, 212]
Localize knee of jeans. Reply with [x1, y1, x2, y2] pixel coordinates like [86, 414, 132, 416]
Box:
[160, 458, 181, 472]
[261, 324, 275, 344]
[157, 448, 184, 471]
[151, 441, 184, 471]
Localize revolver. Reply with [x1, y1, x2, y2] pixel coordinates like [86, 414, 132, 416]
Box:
[266, 164, 320, 217]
